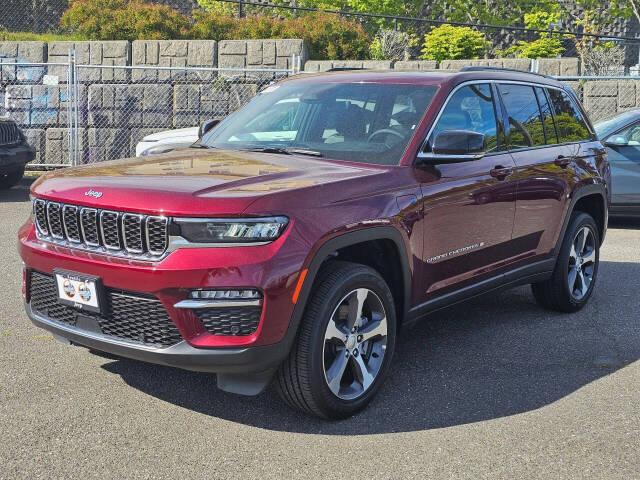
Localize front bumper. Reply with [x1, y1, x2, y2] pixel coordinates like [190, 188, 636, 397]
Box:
[0, 143, 35, 174]
[26, 302, 287, 375]
[19, 219, 307, 349]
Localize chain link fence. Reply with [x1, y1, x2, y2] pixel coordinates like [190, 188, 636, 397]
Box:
[0, 55, 295, 167]
[560, 76, 640, 123]
[2, 53, 640, 168]
[0, 0, 70, 34]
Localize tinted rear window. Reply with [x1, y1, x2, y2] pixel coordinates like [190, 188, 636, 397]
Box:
[535, 87, 558, 144]
[546, 88, 593, 143]
[498, 84, 545, 149]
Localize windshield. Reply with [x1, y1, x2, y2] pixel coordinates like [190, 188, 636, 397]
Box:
[201, 81, 439, 165]
[594, 111, 640, 139]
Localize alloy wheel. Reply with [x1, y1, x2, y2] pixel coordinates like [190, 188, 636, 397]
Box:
[322, 288, 388, 401]
[568, 226, 597, 300]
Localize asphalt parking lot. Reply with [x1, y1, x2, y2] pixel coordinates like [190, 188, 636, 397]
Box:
[1, 177, 638, 479]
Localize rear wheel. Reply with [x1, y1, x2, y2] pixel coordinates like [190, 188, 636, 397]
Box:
[276, 261, 396, 419]
[0, 166, 25, 189]
[532, 212, 600, 312]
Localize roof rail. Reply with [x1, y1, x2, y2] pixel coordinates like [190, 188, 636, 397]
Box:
[459, 66, 555, 79]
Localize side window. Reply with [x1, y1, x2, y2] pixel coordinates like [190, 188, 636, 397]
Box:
[614, 121, 640, 145]
[535, 87, 558, 144]
[430, 84, 499, 153]
[498, 84, 545, 149]
[547, 88, 593, 143]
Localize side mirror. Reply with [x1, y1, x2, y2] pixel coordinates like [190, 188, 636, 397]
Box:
[198, 119, 220, 138]
[605, 134, 629, 147]
[417, 130, 486, 164]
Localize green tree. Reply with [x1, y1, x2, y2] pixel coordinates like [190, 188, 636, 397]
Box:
[420, 25, 489, 61]
[557, 0, 631, 65]
[502, 8, 565, 58]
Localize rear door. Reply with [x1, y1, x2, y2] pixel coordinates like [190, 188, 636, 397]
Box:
[417, 83, 518, 301]
[602, 120, 640, 206]
[497, 83, 577, 260]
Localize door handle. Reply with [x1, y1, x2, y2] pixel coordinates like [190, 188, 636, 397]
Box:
[554, 155, 572, 168]
[490, 165, 513, 180]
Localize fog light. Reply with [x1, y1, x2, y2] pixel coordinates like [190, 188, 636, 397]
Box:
[189, 289, 262, 300]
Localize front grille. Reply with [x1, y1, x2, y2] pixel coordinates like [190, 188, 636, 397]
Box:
[100, 211, 120, 250]
[195, 306, 262, 336]
[46, 202, 63, 239]
[62, 205, 81, 242]
[29, 271, 183, 348]
[33, 198, 168, 258]
[0, 121, 20, 146]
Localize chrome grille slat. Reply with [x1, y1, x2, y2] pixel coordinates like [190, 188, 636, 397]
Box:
[46, 202, 64, 239]
[100, 210, 121, 250]
[32, 199, 168, 259]
[34, 199, 48, 235]
[62, 205, 81, 243]
[146, 216, 168, 255]
[122, 214, 144, 253]
[80, 208, 100, 246]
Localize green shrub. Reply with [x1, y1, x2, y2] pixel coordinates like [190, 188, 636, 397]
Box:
[61, 0, 191, 40]
[500, 9, 565, 59]
[192, 12, 371, 60]
[420, 24, 489, 62]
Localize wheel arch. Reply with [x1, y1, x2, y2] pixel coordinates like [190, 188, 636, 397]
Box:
[290, 226, 412, 338]
[554, 184, 608, 257]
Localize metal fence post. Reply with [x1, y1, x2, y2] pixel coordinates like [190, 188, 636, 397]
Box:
[67, 49, 74, 167]
[73, 49, 80, 166]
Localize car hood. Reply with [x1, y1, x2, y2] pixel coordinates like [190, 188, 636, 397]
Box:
[31, 148, 387, 216]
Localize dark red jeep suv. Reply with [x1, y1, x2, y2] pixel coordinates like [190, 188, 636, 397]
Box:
[19, 68, 610, 419]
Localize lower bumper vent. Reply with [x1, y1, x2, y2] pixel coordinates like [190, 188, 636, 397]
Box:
[29, 271, 183, 348]
[195, 306, 262, 336]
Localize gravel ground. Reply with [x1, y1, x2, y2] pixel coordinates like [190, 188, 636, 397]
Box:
[1, 178, 638, 479]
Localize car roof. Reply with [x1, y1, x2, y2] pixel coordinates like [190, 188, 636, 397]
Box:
[284, 69, 567, 89]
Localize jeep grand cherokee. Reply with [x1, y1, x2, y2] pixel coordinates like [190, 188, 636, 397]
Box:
[19, 69, 610, 419]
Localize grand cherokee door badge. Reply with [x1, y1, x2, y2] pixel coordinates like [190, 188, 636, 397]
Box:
[427, 242, 485, 263]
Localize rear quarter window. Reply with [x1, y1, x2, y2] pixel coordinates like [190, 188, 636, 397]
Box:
[546, 88, 593, 143]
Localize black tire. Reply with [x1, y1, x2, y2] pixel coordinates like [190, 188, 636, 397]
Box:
[276, 261, 397, 419]
[531, 212, 600, 313]
[0, 166, 25, 189]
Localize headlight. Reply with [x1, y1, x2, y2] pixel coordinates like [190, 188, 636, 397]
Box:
[173, 216, 289, 244]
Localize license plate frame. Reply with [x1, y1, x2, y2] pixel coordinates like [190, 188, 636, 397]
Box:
[54, 269, 104, 315]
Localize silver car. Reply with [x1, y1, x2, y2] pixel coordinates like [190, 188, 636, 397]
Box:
[595, 110, 640, 217]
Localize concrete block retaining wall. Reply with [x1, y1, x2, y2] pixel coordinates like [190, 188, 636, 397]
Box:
[0, 38, 634, 165]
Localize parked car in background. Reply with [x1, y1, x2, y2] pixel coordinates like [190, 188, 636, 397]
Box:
[0, 118, 35, 189]
[595, 110, 640, 217]
[135, 127, 199, 157]
[20, 69, 609, 419]
[136, 120, 222, 157]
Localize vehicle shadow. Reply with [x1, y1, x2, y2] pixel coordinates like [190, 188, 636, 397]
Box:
[100, 260, 639, 434]
[0, 176, 35, 203]
[609, 217, 640, 230]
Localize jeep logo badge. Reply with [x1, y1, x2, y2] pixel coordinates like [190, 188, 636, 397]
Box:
[85, 189, 103, 199]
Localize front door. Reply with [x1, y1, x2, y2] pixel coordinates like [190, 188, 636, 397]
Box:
[603, 120, 640, 206]
[417, 83, 518, 301]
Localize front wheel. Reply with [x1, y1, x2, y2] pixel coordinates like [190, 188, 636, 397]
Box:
[0, 166, 24, 189]
[532, 212, 600, 312]
[276, 261, 397, 419]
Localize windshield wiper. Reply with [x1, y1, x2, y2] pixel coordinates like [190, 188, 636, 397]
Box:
[240, 146, 323, 157]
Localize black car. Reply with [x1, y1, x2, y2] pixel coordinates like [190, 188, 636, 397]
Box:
[0, 118, 35, 189]
[594, 110, 640, 217]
